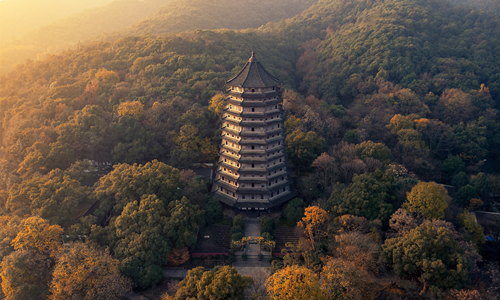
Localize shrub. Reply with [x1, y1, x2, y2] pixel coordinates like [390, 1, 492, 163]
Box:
[233, 215, 245, 229]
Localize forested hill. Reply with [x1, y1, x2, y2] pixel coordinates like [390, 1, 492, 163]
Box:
[0, 0, 172, 74]
[99, 0, 317, 40]
[0, 0, 317, 75]
[446, 0, 500, 15]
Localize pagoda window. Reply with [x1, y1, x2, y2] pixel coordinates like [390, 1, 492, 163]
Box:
[252, 164, 255, 168]
[261, 195, 264, 199]
[252, 183, 255, 187]
[252, 108, 255, 112]
[233, 193, 235, 197]
[251, 89, 255, 92]
[283, 187, 286, 192]
[273, 86, 275, 90]
[252, 195, 255, 199]
[278, 124, 280, 128]
[251, 146, 255, 149]
[251, 128, 255, 131]
[243, 195, 246, 199]
[275, 105, 277, 109]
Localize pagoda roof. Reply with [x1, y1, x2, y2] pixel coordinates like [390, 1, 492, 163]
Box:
[227, 52, 280, 88]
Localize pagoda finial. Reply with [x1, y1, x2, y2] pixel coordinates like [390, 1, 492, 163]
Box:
[249, 51, 258, 62]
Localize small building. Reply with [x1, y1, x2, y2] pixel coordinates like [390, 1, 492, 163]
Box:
[211, 52, 296, 210]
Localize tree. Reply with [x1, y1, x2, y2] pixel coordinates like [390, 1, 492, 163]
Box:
[165, 197, 205, 249]
[260, 216, 274, 236]
[112, 194, 171, 289]
[49, 242, 131, 300]
[382, 222, 470, 291]
[93, 160, 182, 217]
[11, 216, 63, 258]
[457, 211, 485, 246]
[442, 155, 465, 179]
[451, 172, 469, 188]
[117, 101, 145, 119]
[283, 198, 306, 225]
[204, 197, 223, 225]
[328, 170, 395, 222]
[208, 94, 225, 118]
[470, 172, 490, 197]
[454, 185, 479, 207]
[175, 266, 252, 300]
[403, 182, 450, 220]
[312, 153, 337, 192]
[298, 206, 328, 247]
[6, 168, 91, 228]
[388, 208, 423, 237]
[285, 129, 326, 174]
[0, 250, 52, 300]
[356, 141, 392, 163]
[266, 265, 323, 300]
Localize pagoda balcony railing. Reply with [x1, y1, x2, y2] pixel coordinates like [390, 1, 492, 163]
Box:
[219, 150, 240, 161]
[218, 170, 239, 181]
[268, 170, 288, 180]
[220, 143, 241, 153]
[239, 139, 267, 145]
[265, 135, 284, 143]
[238, 176, 268, 182]
[239, 156, 267, 163]
[220, 134, 240, 144]
[221, 127, 241, 136]
[239, 149, 266, 155]
[240, 121, 266, 126]
[214, 179, 238, 192]
[222, 116, 242, 125]
[217, 161, 241, 172]
[266, 128, 284, 135]
[240, 131, 267, 137]
[265, 145, 285, 153]
[240, 111, 266, 117]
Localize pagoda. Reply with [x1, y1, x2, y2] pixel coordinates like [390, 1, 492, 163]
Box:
[211, 52, 296, 210]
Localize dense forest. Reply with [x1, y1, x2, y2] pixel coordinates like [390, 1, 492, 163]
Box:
[1, 0, 500, 299]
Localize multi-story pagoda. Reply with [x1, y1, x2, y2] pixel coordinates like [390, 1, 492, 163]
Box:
[211, 52, 296, 210]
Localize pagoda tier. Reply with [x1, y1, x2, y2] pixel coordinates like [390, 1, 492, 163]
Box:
[211, 52, 296, 210]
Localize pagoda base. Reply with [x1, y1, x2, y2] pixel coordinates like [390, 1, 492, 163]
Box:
[211, 190, 297, 210]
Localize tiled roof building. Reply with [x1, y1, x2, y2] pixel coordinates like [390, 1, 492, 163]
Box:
[211, 52, 296, 210]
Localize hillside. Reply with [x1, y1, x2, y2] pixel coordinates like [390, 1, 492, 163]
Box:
[0, 0, 317, 75]
[0, 0, 173, 74]
[101, 0, 317, 40]
[0, 0, 114, 40]
[447, 0, 500, 15]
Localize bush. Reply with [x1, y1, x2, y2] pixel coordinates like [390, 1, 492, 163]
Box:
[233, 215, 245, 229]
[261, 232, 274, 241]
[227, 254, 235, 263]
[260, 216, 274, 235]
[283, 198, 306, 225]
[230, 225, 243, 236]
[231, 232, 244, 241]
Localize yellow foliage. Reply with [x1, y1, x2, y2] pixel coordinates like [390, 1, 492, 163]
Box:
[94, 68, 119, 84]
[266, 265, 323, 300]
[117, 101, 145, 119]
[208, 94, 225, 117]
[469, 198, 484, 211]
[298, 206, 328, 247]
[11, 216, 63, 258]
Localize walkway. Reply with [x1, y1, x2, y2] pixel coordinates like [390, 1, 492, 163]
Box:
[233, 212, 272, 280]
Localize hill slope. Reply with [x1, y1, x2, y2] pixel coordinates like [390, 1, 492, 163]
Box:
[101, 0, 317, 40]
[0, 0, 173, 74]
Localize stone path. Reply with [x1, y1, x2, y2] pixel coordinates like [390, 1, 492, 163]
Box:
[163, 267, 188, 278]
[233, 212, 272, 279]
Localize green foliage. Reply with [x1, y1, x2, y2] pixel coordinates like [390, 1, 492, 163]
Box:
[285, 129, 326, 173]
[442, 155, 466, 178]
[230, 226, 243, 236]
[6, 168, 91, 227]
[165, 196, 205, 249]
[0, 250, 52, 300]
[174, 266, 252, 300]
[451, 172, 469, 188]
[204, 197, 223, 225]
[111, 194, 170, 289]
[356, 141, 392, 163]
[343, 129, 359, 144]
[403, 181, 450, 220]
[283, 198, 306, 225]
[382, 222, 470, 290]
[470, 172, 490, 197]
[233, 215, 245, 229]
[328, 170, 395, 222]
[93, 160, 182, 217]
[260, 216, 274, 238]
[454, 185, 479, 207]
[231, 232, 244, 242]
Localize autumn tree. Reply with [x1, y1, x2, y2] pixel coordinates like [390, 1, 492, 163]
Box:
[49, 242, 131, 300]
[298, 206, 328, 248]
[175, 266, 252, 300]
[457, 211, 485, 246]
[117, 101, 145, 119]
[11, 216, 63, 258]
[266, 265, 323, 300]
[312, 153, 337, 192]
[208, 94, 225, 118]
[383, 222, 470, 291]
[403, 181, 450, 220]
[388, 208, 423, 237]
